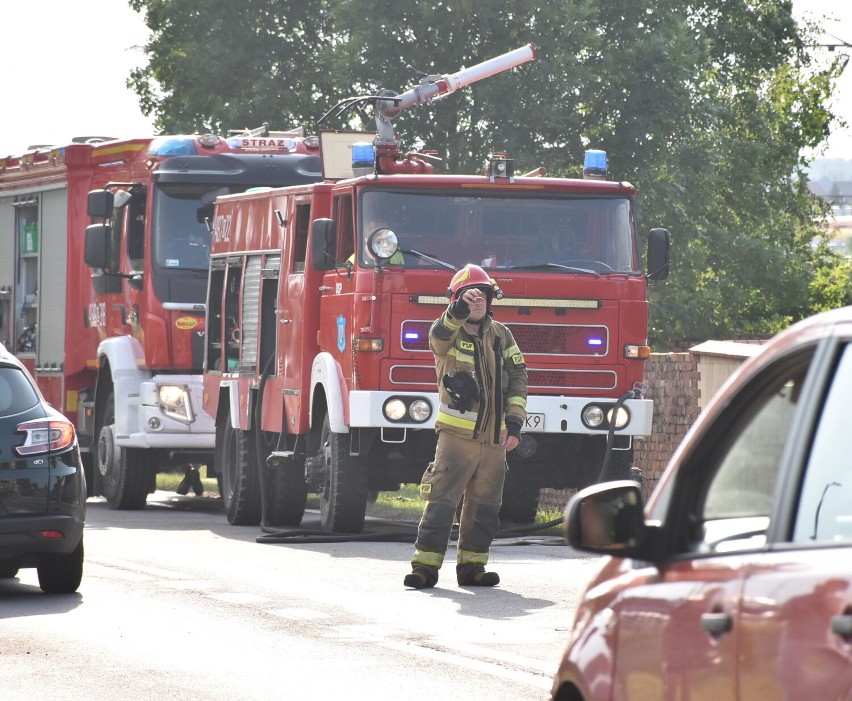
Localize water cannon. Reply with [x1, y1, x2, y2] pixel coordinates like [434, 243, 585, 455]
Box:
[319, 45, 535, 176]
[373, 44, 536, 142]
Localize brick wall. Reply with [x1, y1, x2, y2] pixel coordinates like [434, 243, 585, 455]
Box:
[632, 352, 702, 499]
[538, 351, 702, 511]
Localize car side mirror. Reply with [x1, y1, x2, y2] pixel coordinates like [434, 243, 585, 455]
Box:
[84, 224, 111, 269]
[647, 228, 670, 281]
[565, 481, 646, 554]
[310, 218, 336, 271]
[87, 189, 114, 220]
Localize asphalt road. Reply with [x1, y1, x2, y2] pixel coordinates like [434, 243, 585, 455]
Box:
[0, 491, 605, 701]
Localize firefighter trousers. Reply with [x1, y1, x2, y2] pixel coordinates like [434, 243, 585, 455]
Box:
[410, 430, 507, 571]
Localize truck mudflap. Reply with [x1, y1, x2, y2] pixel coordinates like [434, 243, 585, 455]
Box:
[348, 390, 653, 437]
[114, 373, 215, 450]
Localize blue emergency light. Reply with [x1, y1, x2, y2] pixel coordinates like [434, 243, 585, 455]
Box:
[352, 142, 375, 177]
[587, 338, 603, 347]
[403, 331, 421, 341]
[583, 150, 607, 180]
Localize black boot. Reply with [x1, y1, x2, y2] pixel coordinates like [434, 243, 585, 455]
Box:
[404, 565, 439, 589]
[189, 466, 204, 496]
[175, 470, 191, 495]
[457, 563, 499, 587]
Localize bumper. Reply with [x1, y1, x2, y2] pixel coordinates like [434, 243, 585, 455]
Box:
[115, 374, 216, 450]
[348, 391, 653, 437]
[0, 514, 85, 561]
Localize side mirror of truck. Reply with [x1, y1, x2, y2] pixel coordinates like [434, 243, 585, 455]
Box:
[310, 218, 336, 271]
[85, 224, 111, 269]
[647, 228, 670, 281]
[87, 190, 114, 220]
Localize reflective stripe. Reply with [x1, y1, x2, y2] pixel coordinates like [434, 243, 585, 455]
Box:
[412, 550, 445, 568]
[504, 343, 521, 358]
[436, 409, 477, 429]
[507, 396, 526, 408]
[448, 347, 474, 363]
[442, 316, 463, 332]
[457, 549, 489, 565]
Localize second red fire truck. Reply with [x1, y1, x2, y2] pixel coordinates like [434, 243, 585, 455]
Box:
[202, 45, 671, 532]
[0, 126, 321, 508]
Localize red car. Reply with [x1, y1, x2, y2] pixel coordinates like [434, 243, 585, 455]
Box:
[552, 306, 852, 701]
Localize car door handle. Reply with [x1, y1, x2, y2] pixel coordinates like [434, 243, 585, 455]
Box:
[831, 614, 852, 639]
[701, 612, 733, 635]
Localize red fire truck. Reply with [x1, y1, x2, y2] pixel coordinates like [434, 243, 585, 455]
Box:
[203, 45, 671, 532]
[0, 128, 321, 508]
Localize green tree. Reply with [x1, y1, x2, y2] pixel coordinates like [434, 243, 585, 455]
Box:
[126, 0, 851, 345]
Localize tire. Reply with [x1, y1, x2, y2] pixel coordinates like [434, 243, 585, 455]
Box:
[318, 414, 367, 533]
[97, 392, 149, 510]
[37, 539, 84, 594]
[256, 430, 307, 527]
[499, 469, 540, 525]
[218, 416, 261, 525]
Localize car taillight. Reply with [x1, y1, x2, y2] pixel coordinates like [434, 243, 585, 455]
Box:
[14, 419, 76, 456]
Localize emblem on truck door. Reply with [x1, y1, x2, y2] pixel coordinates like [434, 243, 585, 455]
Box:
[337, 316, 346, 352]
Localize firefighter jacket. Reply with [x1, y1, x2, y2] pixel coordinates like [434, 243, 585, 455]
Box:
[430, 307, 527, 445]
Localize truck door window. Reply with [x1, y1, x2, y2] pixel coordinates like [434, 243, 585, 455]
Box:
[127, 194, 146, 272]
[333, 195, 354, 264]
[293, 203, 311, 273]
[793, 343, 852, 543]
[690, 349, 814, 553]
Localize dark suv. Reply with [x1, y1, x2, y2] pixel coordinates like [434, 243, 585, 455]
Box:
[0, 345, 85, 593]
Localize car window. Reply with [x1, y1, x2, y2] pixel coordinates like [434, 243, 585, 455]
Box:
[693, 349, 814, 553]
[792, 343, 852, 543]
[0, 366, 40, 415]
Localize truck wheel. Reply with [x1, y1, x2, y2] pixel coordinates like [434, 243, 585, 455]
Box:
[37, 539, 84, 594]
[219, 416, 261, 525]
[499, 469, 540, 525]
[256, 430, 307, 527]
[97, 392, 149, 510]
[318, 413, 367, 533]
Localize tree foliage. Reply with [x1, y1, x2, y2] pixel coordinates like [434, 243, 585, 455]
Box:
[127, 0, 852, 345]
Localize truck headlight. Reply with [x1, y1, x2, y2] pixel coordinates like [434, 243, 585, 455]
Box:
[582, 403, 630, 430]
[383, 396, 432, 423]
[409, 399, 431, 422]
[157, 384, 194, 423]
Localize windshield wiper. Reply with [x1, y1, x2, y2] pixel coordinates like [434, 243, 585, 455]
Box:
[507, 262, 599, 276]
[403, 249, 457, 271]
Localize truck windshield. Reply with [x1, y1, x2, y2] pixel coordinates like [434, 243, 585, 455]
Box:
[152, 183, 215, 270]
[359, 189, 640, 273]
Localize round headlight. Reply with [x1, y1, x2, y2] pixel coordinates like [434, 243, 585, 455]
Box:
[409, 399, 431, 422]
[607, 406, 630, 429]
[368, 228, 399, 259]
[384, 399, 407, 421]
[582, 405, 605, 428]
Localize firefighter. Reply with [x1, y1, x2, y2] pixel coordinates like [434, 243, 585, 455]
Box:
[404, 264, 527, 589]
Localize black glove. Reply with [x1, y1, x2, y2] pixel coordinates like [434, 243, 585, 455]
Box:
[505, 416, 523, 439]
[448, 297, 470, 320]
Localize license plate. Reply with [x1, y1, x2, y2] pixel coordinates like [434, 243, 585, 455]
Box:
[524, 412, 544, 431]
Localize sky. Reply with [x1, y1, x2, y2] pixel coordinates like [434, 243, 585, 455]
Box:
[1, 0, 851, 161]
